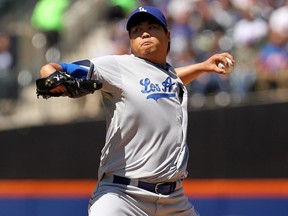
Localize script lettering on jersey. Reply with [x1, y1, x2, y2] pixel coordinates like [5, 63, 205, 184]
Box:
[140, 77, 176, 101]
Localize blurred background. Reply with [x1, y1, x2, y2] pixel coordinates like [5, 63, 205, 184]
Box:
[0, 0, 288, 128]
[0, 0, 288, 216]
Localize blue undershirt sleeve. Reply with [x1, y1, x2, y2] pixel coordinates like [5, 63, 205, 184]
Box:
[58, 62, 89, 78]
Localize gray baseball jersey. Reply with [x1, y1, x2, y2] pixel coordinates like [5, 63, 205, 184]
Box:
[90, 54, 189, 183]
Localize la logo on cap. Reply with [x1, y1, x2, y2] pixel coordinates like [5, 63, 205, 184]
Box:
[139, 7, 147, 12]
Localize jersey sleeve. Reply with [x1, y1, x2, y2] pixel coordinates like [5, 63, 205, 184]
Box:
[90, 55, 123, 93]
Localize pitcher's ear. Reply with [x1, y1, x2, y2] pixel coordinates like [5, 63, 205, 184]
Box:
[167, 30, 171, 41]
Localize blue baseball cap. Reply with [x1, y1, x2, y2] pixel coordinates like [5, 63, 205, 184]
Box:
[126, 6, 168, 31]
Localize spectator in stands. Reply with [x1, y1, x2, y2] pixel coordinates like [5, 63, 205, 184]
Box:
[230, 0, 268, 101]
[0, 32, 13, 100]
[0, 32, 13, 74]
[31, 0, 70, 61]
[179, 0, 232, 107]
[256, 1, 288, 90]
[0, 31, 17, 113]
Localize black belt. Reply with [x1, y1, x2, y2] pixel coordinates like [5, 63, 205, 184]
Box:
[111, 175, 177, 195]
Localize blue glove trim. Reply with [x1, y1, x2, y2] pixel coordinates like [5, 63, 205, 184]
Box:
[59, 62, 88, 78]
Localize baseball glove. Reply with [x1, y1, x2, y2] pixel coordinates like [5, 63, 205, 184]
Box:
[36, 70, 102, 99]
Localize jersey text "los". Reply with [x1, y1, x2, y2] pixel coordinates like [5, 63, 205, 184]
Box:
[140, 77, 176, 101]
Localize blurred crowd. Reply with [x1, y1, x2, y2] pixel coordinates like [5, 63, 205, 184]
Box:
[106, 0, 288, 107]
[1, 0, 288, 114]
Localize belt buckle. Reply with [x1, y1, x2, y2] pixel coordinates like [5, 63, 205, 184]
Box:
[155, 181, 177, 195]
[154, 182, 163, 194]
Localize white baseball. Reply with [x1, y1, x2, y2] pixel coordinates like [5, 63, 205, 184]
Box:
[218, 57, 234, 74]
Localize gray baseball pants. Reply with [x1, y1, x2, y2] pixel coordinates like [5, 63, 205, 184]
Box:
[88, 178, 199, 216]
